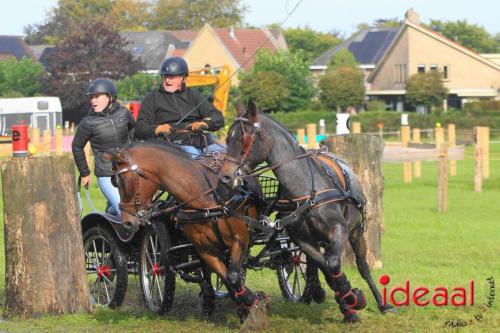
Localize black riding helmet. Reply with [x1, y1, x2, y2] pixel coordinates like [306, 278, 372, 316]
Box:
[86, 78, 118, 99]
[160, 57, 189, 76]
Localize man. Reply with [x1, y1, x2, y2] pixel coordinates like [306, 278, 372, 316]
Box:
[135, 57, 225, 157]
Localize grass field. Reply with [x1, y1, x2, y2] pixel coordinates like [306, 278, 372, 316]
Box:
[0, 144, 498, 332]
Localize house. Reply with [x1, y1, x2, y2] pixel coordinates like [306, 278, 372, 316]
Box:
[366, 10, 500, 111]
[0, 36, 35, 61]
[181, 24, 288, 84]
[119, 31, 191, 73]
[310, 27, 399, 89]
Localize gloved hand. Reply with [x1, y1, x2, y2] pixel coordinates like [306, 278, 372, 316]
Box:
[155, 124, 172, 135]
[191, 121, 208, 132]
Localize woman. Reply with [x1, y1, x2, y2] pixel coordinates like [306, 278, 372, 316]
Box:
[72, 78, 135, 216]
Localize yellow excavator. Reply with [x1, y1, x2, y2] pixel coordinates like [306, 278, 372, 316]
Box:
[185, 64, 231, 115]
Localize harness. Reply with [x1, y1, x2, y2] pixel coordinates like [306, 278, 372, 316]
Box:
[224, 117, 367, 231]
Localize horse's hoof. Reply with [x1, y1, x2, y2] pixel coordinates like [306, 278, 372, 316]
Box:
[342, 310, 361, 323]
[351, 288, 366, 310]
[255, 291, 271, 312]
[201, 295, 215, 316]
[380, 304, 398, 315]
[239, 300, 269, 333]
[300, 290, 313, 304]
[312, 287, 326, 304]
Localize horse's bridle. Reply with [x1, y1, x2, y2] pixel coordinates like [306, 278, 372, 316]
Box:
[113, 162, 162, 221]
[223, 117, 262, 176]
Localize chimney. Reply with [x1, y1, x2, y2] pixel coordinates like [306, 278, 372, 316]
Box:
[229, 26, 236, 40]
[405, 8, 420, 24]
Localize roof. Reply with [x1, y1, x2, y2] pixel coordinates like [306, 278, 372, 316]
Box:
[119, 31, 189, 71]
[311, 27, 399, 67]
[0, 36, 35, 60]
[367, 20, 500, 82]
[211, 27, 285, 70]
[169, 30, 198, 42]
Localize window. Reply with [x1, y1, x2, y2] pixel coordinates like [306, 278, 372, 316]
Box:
[418, 64, 425, 73]
[430, 64, 438, 71]
[403, 64, 407, 82]
[399, 64, 403, 83]
[443, 65, 449, 80]
[394, 65, 399, 83]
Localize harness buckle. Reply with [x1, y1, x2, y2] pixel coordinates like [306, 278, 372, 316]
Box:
[274, 219, 283, 230]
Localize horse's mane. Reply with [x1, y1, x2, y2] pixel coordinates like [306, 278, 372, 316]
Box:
[127, 140, 192, 160]
[260, 113, 298, 144]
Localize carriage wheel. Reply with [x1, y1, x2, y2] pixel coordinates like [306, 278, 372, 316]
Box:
[83, 226, 128, 308]
[276, 241, 308, 303]
[210, 266, 246, 299]
[140, 222, 176, 314]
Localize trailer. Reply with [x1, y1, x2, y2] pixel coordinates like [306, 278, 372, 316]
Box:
[0, 97, 62, 136]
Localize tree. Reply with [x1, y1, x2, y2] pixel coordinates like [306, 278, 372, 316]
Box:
[319, 67, 365, 111]
[405, 71, 448, 111]
[117, 72, 161, 101]
[427, 19, 499, 53]
[238, 50, 314, 112]
[238, 71, 289, 112]
[24, 0, 115, 44]
[25, 0, 246, 43]
[150, 0, 246, 30]
[0, 57, 45, 97]
[283, 26, 341, 62]
[328, 48, 358, 69]
[42, 20, 142, 123]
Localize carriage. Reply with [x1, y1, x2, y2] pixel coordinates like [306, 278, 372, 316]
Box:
[80, 174, 313, 313]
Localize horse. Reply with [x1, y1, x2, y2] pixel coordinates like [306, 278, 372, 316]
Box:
[107, 140, 269, 330]
[217, 100, 396, 323]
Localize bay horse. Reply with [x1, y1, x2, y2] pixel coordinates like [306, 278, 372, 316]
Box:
[218, 100, 396, 322]
[108, 140, 269, 330]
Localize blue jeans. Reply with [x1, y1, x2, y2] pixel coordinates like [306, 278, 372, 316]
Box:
[97, 176, 121, 216]
[179, 142, 226, 159]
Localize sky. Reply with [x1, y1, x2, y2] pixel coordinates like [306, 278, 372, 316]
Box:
[1, 0, 499, 37]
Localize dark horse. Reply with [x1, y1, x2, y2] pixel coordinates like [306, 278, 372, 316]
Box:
[108, 141, 269, 330]
[218, 101, 395, 322]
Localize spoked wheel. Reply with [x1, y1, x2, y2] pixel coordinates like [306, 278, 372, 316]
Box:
[83, 226, 128, 308]
[276, 241, 308, 303]
[140, 222, 175, 314]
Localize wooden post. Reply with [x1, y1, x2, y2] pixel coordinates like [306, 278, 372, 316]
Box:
[43, 129, 51, 154]
[306, 123, 317, 149]
[297, 128, 306, 147]
[412, 128, 422, 178]
[1, 155, 91, 316]
[401, 126, 412, 183]
[448, 124, 456, 176]
[323, 135, 384, 269]
[55, 127, 63, 155]
[482, 127, 489, 179]
[438, 144, 448, 212]
[435, 126, 445, 149]
[352, 122, 361, 133]
[474, 144, 482, 193]
[31, 127, 40, 147]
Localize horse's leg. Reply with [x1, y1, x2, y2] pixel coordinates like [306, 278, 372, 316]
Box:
[199, 263, 216, 316]
[197, 250, 268, 330]
[321, 221, 367, 322]
[287, 219, 363, 323]
[301, 256, 326, 304]
[349, 223, 396, 314]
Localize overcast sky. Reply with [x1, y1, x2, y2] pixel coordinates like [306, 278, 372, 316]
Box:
[1, 0, 498, 37]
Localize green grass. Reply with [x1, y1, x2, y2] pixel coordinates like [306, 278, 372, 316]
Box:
[0, 145, 499, 332]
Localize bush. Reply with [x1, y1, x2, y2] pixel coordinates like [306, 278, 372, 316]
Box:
[318, 66, 365, 111]
[366, 100, 386, 111]
[463, 100, 500, 116]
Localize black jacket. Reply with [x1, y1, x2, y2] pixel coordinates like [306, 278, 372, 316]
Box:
[72, 103, 135, 177]
[135, 85, 224, 147]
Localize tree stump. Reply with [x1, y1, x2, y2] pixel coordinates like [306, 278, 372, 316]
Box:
[1, 155, 91, 317]
[323, 134, 384, 269]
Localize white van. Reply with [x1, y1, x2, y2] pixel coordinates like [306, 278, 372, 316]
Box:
[0, 97, 63, 136]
